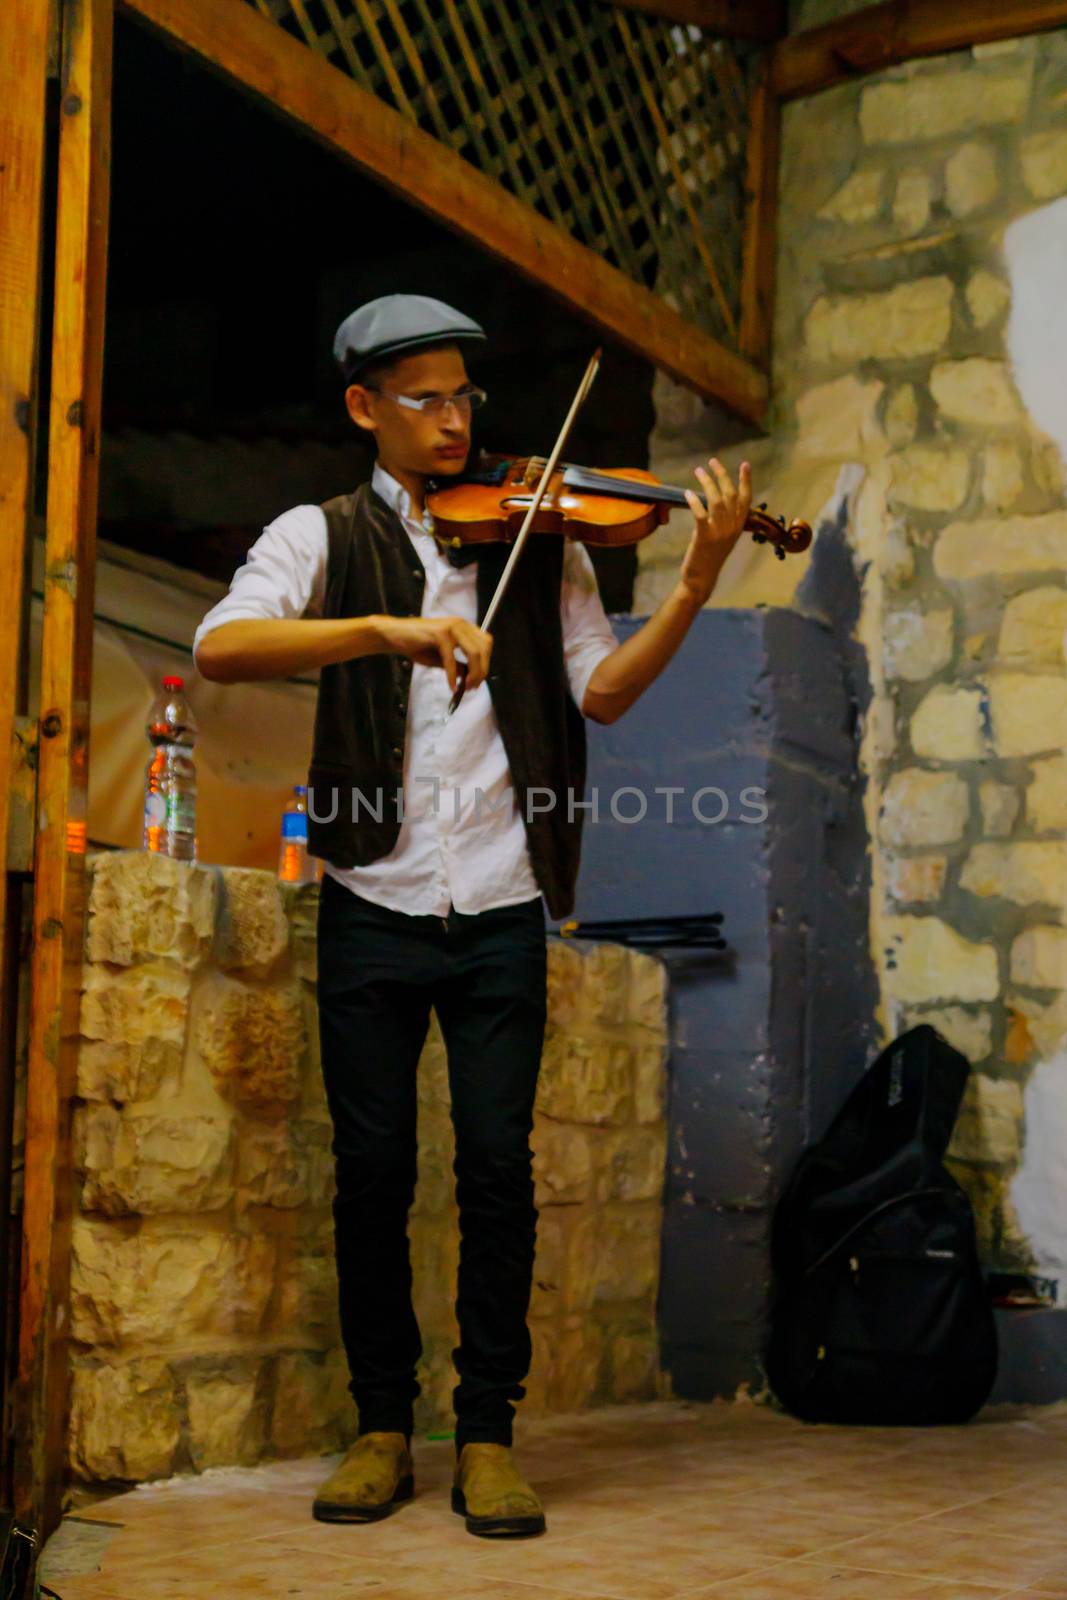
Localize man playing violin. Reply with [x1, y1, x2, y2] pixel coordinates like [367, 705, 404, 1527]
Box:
[193, 294, 752, 1539]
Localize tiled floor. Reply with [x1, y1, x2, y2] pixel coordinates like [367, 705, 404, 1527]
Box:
[42, 1399, 1067, 1599]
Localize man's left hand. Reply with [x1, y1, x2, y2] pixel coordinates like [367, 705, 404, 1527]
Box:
[679, 457, 752, 605]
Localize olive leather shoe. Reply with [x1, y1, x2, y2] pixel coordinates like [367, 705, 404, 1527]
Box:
[312, 1431, 414, 1522]
[452, 1443, 546, 1537]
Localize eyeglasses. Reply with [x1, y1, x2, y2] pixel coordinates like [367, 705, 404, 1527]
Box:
[363, 383, 488, 417]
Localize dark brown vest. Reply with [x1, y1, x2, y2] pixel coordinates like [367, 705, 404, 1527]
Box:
[306, 482, 589, 918]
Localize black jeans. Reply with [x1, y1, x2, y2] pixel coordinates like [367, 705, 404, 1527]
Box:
[316, 875, 547, 1451]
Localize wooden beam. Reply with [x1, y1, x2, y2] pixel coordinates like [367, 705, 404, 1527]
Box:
[0, 0, 49, 1091]
[771, 0, 1067, 102]
[603, 0, 787, 41]
[118, 0, 768, 423]
[15, 0, 113, 1540]
[739, 58, 780, 369]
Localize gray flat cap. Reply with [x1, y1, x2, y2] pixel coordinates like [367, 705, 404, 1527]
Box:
[334, 294, 487, 381]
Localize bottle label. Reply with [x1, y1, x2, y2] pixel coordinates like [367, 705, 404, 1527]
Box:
[167, 793, 196, 834]
[281, 813, 308, 840]
[144, 793, 167, 827]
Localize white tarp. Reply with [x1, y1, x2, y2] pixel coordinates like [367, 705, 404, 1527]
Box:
[29, 536, 318, 871]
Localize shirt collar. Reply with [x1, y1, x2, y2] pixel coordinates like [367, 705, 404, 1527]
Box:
[372, 462, 433, 534]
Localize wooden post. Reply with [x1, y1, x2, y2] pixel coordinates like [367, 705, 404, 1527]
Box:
[15, 0, 113, 1538]
[739, 58, 781, 371]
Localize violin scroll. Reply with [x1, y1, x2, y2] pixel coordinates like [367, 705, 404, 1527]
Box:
[747, 503, 813, 561]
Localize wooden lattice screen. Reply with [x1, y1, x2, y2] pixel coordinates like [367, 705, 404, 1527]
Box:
[247, 0, 752, 349]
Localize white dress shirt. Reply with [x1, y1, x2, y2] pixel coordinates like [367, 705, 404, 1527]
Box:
[193, 464, 618, 916]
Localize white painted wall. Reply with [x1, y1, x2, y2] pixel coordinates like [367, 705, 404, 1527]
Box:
[1004, 197, 1067, 1301]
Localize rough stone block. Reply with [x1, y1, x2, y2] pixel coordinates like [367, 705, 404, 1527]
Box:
[1021, 128, 1067, 199]
[78, 961, 190, 1103]
[883, 916, 999, 1004]
[981, 445, 1024, 512]
[532, 1120, 597, 1205]
[979, 781, 1020, 838]
[860, 70, 1030, 144]
[806, 278, 954, 365]
[890, 446, 971, 511]
[988, 674, 1067, 758]
[887, 854, 948, 905]
[633, 1041, 668, 1125]
[944, 142, 998, 216]
[544, 942, 586, 1031]
[185, 1363, 267, 1470]
[935, 513, 1067, 580]
[884, 383, 919, 448]
[271, 1349, 354, 1456]
[910, 686, 987, 760]
[1028, 756, 1067, 832]
[966, 270, 1011, 329]
[605, 1323, 660, 1403]
[884, 607, 954, 682]
[275, 1226, 342, 1340]
[282, 881, 320, 983]
[86, 851, 216, 970]
[1009, 993, 1067, 1060]
[817, 168, 885, 223]
[530, 1209, 567, 1318]
[901, 1004, 992, 1063]
[999, 588, 1067, 668]
[893, 170, 931, 235]
[546, 1318, 606, 1412]
[195, 973, 306, 1107]
[236, 1119, 334, 1209]
[948, 1074, 1023, 1166]
[214, 867, 291, 976]
[582, 942, 632, 1027]
[537, 1037, 632, 1126]
[68, 1359, 181, 1482]
[77, 1105, 235, 1215]
[71, 1220, 275, 1344]
[793, 375, 884, 462]
[591, 1205, 660, 1305]
[596, 1125, 668, 1204]
[1011, 925, 1067, 990]
[881, 768, 969, 848]
[930, 358, 1022, 427]
[625, 950, 669, 1031]
[960, 842, 1067, 906]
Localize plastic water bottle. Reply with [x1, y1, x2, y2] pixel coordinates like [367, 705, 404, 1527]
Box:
[143, 675, 198, 862]
[277, 784, 320, 884]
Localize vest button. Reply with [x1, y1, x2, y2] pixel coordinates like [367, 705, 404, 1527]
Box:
[400, 659, 412, 672]
[391, 745, 403, 762]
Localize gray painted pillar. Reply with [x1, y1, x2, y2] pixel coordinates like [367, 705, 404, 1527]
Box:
[574, 601, 879, 1399]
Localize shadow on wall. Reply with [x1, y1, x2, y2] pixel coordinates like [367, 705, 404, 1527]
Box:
[576, 466, 879, 1400]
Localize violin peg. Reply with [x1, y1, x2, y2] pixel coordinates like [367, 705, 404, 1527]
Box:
[775, 546, 786, 561]
[752, 531, 766, 544]
[758, 502, 767, 511]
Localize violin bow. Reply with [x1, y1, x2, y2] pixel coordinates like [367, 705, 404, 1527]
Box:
[448, 347, 602, 714]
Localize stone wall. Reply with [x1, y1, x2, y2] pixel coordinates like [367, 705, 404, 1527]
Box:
[643, 28, 1067, 1291]
[68, 851, 668, 1482]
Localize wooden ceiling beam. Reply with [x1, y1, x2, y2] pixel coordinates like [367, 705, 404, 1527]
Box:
[602, 0, 787, 42]
[117, 0, 767, 422]
[771, 0, 1067, 102]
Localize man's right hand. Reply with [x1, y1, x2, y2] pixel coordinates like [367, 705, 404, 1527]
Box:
[375, 615, 493, 693]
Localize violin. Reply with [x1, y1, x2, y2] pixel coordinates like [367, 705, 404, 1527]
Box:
[427, 456, 813, 562]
